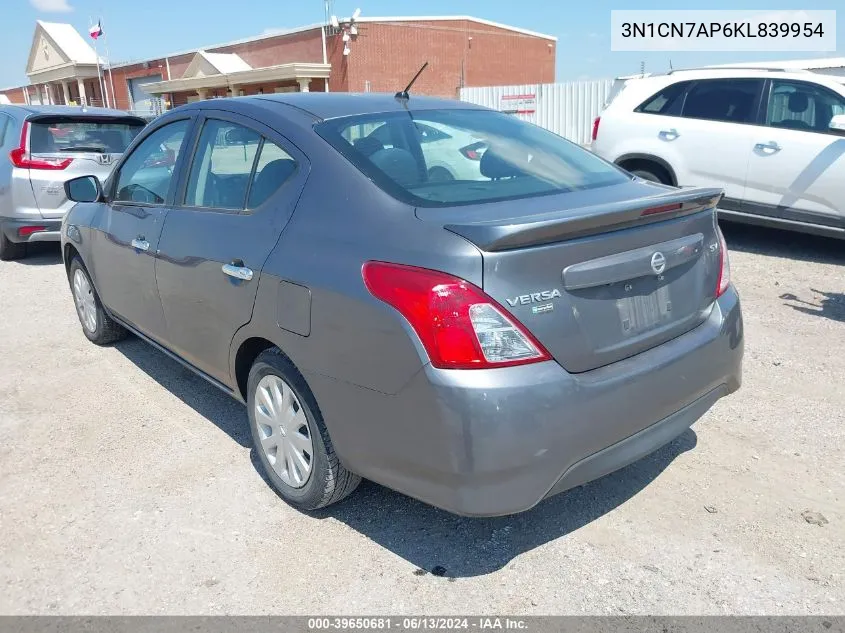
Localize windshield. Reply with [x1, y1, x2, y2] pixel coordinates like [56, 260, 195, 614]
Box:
[30, 118, 145, 154]
[316, 109, 628, 207]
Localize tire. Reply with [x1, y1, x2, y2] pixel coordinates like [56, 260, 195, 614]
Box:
[631, 168, 669, 185]
[247, 348, 360, 511]
[68, 257, 128, 346]
[0, 232, 26, 261]
[428, 167, 455, 183]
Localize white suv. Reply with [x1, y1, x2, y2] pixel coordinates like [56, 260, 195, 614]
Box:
[592, 68, 845, 239]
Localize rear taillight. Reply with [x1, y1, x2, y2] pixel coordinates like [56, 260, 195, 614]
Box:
[8, 121, 73, 171]
[459, 141, 487, 161]
[591, 116, 601, 142]
[716, 226, 731, 297]
[18, 226, 47, 237]
[362, 261, 551, 370]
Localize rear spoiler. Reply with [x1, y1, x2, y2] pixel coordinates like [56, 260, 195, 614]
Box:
[25, 114, 147, 126]
[444, 187, 724, 252]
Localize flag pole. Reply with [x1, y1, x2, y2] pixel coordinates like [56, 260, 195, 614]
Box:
[91, 17, 106, 106]
[102, 19, 117, 109]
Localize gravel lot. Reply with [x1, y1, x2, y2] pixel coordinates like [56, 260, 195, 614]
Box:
[0, 223, 842, 615]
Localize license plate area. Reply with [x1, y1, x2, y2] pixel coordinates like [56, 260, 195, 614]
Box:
[616, 280, 674, 337]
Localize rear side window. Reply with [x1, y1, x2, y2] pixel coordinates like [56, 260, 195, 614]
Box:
[182, 119, 297, 211]
[316, 109, 628, 207]
[248, 141, 296, 208]
[635, 81, 690, 116]
[681, 79, 763, 124]
[29, 117, 145, 154]
[184, 120, 261, 210]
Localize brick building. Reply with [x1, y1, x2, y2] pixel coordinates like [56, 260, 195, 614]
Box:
[1, 16, 556, 115]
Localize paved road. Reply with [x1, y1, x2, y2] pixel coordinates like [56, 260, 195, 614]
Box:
[0, 224, 842, 615]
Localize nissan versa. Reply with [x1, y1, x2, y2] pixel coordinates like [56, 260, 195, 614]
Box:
[60, 93, 743, 517]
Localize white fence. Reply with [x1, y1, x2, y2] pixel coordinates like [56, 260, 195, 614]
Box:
[459, 79, 614, 145]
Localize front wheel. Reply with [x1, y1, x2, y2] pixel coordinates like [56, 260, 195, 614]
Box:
[68, 257, 127, 345]
[247, 349, 361, 511]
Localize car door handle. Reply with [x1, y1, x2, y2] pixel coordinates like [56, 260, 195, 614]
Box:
[130, 237, 150, 251]
[658, 128, 679, 140]
[755, 141, 782, 153]
[222, 261, 254, 281]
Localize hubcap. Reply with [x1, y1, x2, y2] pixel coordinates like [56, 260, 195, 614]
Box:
[72, 269, 97, 333]
[254, 375, 314, 488]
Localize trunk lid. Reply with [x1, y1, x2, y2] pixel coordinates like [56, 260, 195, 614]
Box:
[418, 182, 724, 373]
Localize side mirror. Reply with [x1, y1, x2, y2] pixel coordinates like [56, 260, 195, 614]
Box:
[829, 114, 845, 134]
[65, 175, 103, 203]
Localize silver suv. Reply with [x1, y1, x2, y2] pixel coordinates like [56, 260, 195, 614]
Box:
[0, 105, 146, 260]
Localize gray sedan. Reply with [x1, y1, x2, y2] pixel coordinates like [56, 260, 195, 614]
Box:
[60, 93, 743, 516]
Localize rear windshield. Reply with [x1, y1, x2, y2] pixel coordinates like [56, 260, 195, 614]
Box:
[29, 117, 145, 154]
[315, 109, 628, 207]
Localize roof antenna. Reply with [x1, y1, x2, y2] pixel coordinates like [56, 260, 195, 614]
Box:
[395, 62, 429, 100]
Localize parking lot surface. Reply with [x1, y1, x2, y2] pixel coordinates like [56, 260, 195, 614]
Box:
[0, 223, 842, 615]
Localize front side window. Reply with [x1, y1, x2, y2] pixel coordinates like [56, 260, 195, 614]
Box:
[184, 120, 261, 210]
[766, 80, 845, 133]
[114, 119, 189, 204]
[316, 109, 627, 207]
[681, 79, 763, 124]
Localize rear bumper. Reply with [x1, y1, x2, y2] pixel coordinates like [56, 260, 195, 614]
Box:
[0, 217, 63, 243]
[309, 287, 744, 517]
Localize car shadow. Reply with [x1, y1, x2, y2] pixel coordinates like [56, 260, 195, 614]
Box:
[719, 221, 845, 266]
[307, 429, 697, 578]
[13, 242, 63, 265]
[779, 289, 845, 323]
[114, 333, 697, 577]
[114, 336, 251, 448]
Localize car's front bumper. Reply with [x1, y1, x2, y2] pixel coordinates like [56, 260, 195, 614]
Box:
[309, 287, 744, 517]
[0, 217, 63, 243]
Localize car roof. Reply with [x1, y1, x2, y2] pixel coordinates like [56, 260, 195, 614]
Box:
[0, 104, 141, 118]
[182, 92, 487, 121]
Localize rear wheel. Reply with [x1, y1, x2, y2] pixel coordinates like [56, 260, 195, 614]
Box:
[68, 257, 127, 345]
[0, 232, 26, 261]
[428, 167, 455, 183]
[623, 163, 672, 185]
[248, 348, 360, 511]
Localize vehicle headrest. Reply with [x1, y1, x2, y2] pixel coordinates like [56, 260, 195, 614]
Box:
[250, 158, 295, 206]
[353, 136, 384, 158]
[480, 147, 525, 179]
[369, 147, 421, 187]
[788, 91, 810, 113]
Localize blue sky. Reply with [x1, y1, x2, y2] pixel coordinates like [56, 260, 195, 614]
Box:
[3, 0, 842, 88]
